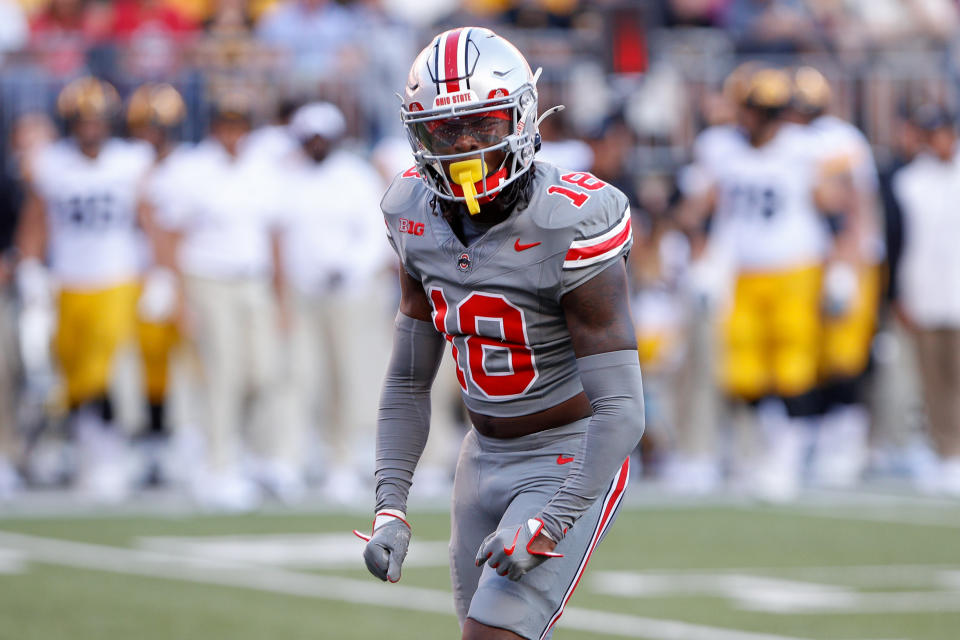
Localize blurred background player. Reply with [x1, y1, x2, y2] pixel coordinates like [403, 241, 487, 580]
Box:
[274, 101, 392, 503]
[692, 67, 851, 501]
[787, 66, 884, 488]
[15, 76, 155, 501]
[154, 92, 286, 510]
[126, 82, 189, 486]
[891, 105, 960, 496]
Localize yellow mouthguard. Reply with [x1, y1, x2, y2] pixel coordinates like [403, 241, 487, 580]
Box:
[449, 159, 486, 215]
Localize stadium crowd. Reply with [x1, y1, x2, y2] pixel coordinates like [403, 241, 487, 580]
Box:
[0, 0, 959, 509]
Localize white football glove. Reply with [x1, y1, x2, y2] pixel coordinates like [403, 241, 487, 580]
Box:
[475, 518, 563, 581]
[15, 258, 52, 309]
[138, 267, 178, 322]
[353, 509, 411, 583]
[823, 262, 858, 317]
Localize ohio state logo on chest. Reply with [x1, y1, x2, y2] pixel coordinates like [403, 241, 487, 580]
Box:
[398, 218, 425, 236]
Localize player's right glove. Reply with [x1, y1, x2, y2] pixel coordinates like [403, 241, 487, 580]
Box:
[475, 518, 563, 581]
[353, 509, 411, 583]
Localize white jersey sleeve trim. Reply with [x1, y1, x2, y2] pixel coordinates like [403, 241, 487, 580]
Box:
[562, 207, 632, 270]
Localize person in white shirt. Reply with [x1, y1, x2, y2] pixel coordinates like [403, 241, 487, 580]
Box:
[274, 102, 393, 502]
[16, 77, 155, 501]
[156, 95, 288, 510]
[892, 105, 960, 496]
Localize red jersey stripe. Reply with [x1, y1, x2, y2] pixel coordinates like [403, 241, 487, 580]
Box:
[564, 216, 632, 262]
[539, 458, 630, 640]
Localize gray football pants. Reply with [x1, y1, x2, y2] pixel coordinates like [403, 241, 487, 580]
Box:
[450, 418, 630, 640]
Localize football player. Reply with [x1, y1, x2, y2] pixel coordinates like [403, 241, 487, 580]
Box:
[16, 77, 155, 500]
[692, 67, 853, 501]
[126, 82, 189, 485]
[354, 28, 645, 640]
[787, 66, 884, 487]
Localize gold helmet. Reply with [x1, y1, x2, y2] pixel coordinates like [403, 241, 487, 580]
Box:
[126, 83, 187, 130]
[791, 66, 832, 116]
[57, 77, 121, 121]
[742, 68, 792, 111]
[723, 60, 766, 106]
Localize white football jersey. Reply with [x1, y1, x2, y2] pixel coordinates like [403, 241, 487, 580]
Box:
[679, 124, 748, 197]
[810, 114, 884, 262]
[710, 123, 830, 271]
[32, 138, 154, 288]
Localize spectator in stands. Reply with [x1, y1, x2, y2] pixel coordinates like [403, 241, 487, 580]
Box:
[662, 0, 727, 28]
[28, 0, 112, 76]
[0, 0, 28, 63]
[721, 0, 820, 54]
[155, 93, 288, 510]
[255, 0, 361, 78]
[808, 0, 959, 55]
[274, 102, 392, 503]
[110, 0, 197, 40]
[193, 0, 276, 111]
[109, 0, 198, 77]
[891, 105, 960, 497]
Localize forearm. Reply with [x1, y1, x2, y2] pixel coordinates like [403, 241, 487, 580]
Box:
[537, 349, 645, 541]
[375, 312, 445, 512]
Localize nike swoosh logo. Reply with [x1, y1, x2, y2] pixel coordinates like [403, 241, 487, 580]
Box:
[557, 455, 574, 465]
[504, 527, 522, 555]
[514, 239, 541, 252]
[492, 69, 513, 78]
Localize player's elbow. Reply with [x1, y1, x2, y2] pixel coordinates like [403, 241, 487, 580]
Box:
[624, 394, 645, 445]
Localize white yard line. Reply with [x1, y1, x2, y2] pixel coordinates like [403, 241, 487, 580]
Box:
[738, 590, 960, 614]
[0, 531, 905, 640]
[740, 504, 960, 529]
[593, 564, 960, 589]
[0, 548, 26, 574]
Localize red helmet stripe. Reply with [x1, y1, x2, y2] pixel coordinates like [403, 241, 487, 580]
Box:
[443, 29, 463, 94]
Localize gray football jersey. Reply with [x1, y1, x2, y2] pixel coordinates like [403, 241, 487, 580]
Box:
[382, 162, 633, 418]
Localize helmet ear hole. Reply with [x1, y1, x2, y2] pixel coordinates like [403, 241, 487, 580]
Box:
[533, 132, 541, 153]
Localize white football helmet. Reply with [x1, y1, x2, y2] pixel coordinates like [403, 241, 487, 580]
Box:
[401, 27, 542, 206]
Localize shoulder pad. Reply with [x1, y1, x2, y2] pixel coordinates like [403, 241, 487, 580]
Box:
[381, 167, 430, 218]
[30, 141, 70, 188]
[526, 163, 631, 234]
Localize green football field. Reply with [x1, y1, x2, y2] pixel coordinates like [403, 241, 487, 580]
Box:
[0, 491, 958, 640]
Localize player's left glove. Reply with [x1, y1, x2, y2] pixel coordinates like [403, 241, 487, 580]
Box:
[353, 509, 411, 583]
[475, 518, 563, 581]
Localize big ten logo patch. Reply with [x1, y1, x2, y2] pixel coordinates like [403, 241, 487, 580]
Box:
[398, 218, 425, 236]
